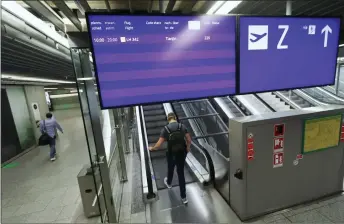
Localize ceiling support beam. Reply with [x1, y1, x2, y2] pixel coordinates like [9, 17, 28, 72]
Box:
[128, 0, 134, 13]
[53, 0, 82, 31]
[159, 0, 164, 13]
[74, 0, 91, 14]
[165, 0, 176, 13]
[23, 0, 65, 31]
[104, 0, 111, 11]
[179, 0, 197, 14]
[147, 0, 153, 13]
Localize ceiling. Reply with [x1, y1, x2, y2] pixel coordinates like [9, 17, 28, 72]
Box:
[2, 0, 344, 87]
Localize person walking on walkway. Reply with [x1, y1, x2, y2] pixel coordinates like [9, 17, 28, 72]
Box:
[40, 112, 63, 161]
[149, 112, 191, 204]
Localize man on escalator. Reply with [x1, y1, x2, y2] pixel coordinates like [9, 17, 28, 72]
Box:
[149, 112, 191, 204]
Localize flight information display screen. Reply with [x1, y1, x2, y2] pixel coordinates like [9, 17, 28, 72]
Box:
[87, 14, 236, 108]
[239, 16, 340, 94]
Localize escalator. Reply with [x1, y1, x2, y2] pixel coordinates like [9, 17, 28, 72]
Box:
[277, 91, 314, 108]
[222, 97, 248, 116]
[141, 104, 197, 189]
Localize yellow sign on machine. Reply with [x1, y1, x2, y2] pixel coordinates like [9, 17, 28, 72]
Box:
[303, 114, 342, 154]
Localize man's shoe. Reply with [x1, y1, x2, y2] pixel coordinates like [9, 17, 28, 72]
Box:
[164, 177, 172, 189]
[50, 157, 56, 161]
[182, 198, 188, 204]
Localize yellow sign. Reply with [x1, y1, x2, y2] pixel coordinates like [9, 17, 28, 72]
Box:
[303, 114, 342, 153]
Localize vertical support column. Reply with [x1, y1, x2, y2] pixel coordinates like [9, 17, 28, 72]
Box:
[122, 108, 130, 154]
[79, 51, 117, 223]
[286, 0, 292, 98]
[335, 64, 340, 95]
[113, 109, 128, 181]
[286, 0, 292, 16]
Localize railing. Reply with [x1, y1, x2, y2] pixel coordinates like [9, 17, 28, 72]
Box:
[293, 89, 328, 106]
[312, 87, 344, 105]
[235, 95, 273, 114]
[135, 106, 156, 202]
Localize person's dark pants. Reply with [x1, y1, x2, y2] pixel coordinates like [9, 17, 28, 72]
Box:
[49, 136, 56, 158]
[167, 151, 187, 198]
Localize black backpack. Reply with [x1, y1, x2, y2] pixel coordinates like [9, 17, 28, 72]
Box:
[165, 123, 186, 153]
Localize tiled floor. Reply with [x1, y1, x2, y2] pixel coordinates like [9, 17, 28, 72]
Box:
[1, 109, 100, 223]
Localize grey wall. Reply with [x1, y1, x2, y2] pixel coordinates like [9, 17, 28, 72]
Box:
[24, 86, 50, 141]
[6, 86, 36, 150]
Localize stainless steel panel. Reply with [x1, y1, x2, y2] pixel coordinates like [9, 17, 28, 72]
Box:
[229, 105, 344, 220]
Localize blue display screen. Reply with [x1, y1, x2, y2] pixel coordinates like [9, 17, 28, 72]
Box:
[239, 16, 340, 94]
[87, 15, 237, 108]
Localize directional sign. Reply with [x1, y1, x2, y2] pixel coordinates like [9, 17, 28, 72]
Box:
[239, 16, 341, 94]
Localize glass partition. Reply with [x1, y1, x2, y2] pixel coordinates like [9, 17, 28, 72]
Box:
[70, 48, 128, 223]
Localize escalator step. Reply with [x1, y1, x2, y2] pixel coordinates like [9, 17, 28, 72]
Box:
[144, 115, 166, 122]
[143, 110, 165, 116]
[148, 135, 161, 143]
[145, 121, 167, 129]
[147, 128, 162, 135]
[143, 105, 163, 111]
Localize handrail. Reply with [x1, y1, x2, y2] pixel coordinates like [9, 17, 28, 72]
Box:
[293, 89, 328, 106]
[135, 107, 148, 197]
[135, 106, 156, 201]
[226, 97, 247, 116]
[213, 97, 236, 118]
[316, 87, 344, 103]
[191, 141, 215, 184]
[235, 95, 273, 114]
[274, 91, 303, 109]
[254, 94, 276, 112]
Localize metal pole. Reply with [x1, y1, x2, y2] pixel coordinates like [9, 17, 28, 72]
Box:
[113, 109, 128, 181]
[336, 65, 341, 95]
[122, 108, 130, 153]
[286, 1, 292, 98]
[286, 1, 292, 16]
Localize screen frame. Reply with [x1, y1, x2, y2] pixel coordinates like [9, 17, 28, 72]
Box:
[85, 12, 238, 109]
[237, 15, 342, 95]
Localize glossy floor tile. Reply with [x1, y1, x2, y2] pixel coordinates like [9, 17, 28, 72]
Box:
[1, 109, 100, 223]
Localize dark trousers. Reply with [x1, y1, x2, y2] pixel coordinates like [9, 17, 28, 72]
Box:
[49, 136, 56, 158]
[167, 151, 187, 198]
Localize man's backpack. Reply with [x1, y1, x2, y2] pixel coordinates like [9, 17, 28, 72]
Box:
[165, 123, 186, 153]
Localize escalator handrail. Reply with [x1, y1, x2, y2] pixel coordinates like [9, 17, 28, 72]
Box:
[316, 87, 344, 104]
[213, 97, 236, 118]
[135, 107, 149, 193]
[274, 91, 303, 109]
[254, 93, 276, 112]
[191, 141, 215, 184]
[226, 97, 247, 116]
[136, 106, 156, 199]
[294, 89, 328, 106]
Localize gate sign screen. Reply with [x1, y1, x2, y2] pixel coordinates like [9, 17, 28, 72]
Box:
[87, 15, 236, 109]
[239, 16, 340, 94]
